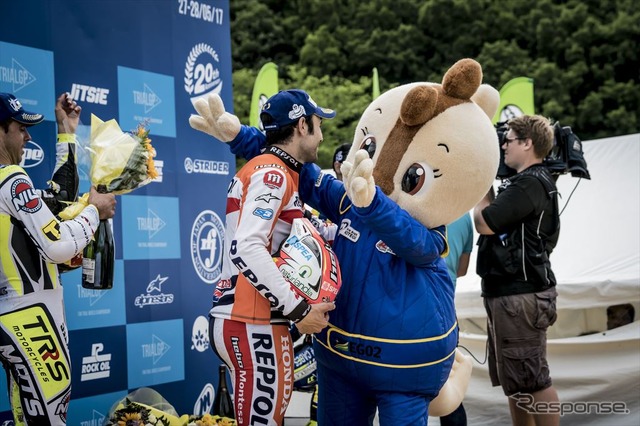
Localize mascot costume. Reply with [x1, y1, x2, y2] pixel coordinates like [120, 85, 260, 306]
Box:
[190, 58, 500, 425]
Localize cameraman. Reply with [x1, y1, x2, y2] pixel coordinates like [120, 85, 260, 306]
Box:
[473, 115, 560, 426]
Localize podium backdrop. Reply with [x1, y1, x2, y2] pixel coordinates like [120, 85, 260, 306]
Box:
[0, 1, 234, 423]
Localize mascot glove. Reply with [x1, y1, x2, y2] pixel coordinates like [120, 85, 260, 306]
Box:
[188, 93, 240, 142]
[342, 149, 375, 208]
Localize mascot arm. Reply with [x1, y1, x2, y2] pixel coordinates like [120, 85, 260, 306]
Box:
[228, 125, 267, 160]
[355, 188, 447, 266]
[299, 163, 347, 225]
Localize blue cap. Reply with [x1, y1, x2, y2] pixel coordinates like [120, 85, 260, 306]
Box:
[0, 93, 44, 125]
[261, 89, 335, 131]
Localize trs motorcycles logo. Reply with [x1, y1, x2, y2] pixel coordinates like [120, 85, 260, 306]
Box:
[134, 274, 174, 308]
[190, 210, 224, 284]
[184, 43, 223, 98]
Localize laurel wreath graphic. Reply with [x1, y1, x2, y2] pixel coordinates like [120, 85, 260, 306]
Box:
[184, 43, 219, 95]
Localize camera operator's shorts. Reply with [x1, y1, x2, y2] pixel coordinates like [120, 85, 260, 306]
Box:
[483, 287, 558, 396]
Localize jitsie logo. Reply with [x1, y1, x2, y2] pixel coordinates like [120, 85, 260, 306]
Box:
[70, 83, 109, 105]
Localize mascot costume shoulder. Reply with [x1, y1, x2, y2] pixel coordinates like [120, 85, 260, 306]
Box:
[190, 58, 500, 425]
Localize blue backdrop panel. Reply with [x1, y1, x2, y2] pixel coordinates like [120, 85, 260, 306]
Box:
[0, 0, 234, 421]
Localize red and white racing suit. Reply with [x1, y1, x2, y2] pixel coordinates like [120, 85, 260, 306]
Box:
[209, 145, 311, 425]
[0, 135, 98, 426]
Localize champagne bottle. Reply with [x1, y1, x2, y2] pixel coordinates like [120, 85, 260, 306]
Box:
[81, 185, 115, 290]
[213, 364, 235, 419]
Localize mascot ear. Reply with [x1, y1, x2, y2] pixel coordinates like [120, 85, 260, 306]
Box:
[471, 84, 500, 119]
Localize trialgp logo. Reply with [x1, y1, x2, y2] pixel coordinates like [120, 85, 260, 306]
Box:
[184, 43, 223, 98]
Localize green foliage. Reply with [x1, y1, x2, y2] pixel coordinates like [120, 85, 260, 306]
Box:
[230, 0, 639, 159]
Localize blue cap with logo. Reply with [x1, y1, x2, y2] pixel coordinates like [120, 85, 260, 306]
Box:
[260, 89, 335, 131]
[0, 93, 45, 126]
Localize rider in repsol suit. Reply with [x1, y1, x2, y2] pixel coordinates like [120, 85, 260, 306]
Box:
[0, 92, 116, 425]
[208, 90, 335, 425]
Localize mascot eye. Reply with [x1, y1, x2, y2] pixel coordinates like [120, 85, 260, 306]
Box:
[359, 135, 377, 158]
[402, 163, 427, 195]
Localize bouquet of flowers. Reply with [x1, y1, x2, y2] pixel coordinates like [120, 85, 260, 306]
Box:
[102, 387, 236, 426]
[87, 114, 158, 194]
[57, 115, 158, 273]
[184, 414, 236, 426]
[105, 399, 172, 426]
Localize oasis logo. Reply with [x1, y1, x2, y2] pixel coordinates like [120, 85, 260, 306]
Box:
[190, 210, 224, 284]
[191, 315, 209, 353]
[19, 140, 44, 168]
[184, 43, 223, 98]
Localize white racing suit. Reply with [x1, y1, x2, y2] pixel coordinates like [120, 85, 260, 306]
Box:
[0, 135, 98, 425]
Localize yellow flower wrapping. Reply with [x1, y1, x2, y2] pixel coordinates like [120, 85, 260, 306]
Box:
[57, 114, 157, 220]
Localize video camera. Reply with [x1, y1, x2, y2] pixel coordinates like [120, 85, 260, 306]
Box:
[495, 121, 591, 180]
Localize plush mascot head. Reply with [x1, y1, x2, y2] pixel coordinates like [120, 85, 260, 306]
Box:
[345, 58, 499, 227]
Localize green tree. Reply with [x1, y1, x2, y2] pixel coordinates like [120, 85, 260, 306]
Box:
[230, 0, 639, 145]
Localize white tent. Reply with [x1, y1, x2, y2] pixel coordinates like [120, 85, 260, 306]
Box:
[453, 133, 640, 426]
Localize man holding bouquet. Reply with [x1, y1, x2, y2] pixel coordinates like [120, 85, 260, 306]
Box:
[0, 92, 116, 425]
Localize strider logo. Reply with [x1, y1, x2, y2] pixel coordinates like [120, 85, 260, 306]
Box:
[11, 178, 41, 213]
[263, 171, 284, 189]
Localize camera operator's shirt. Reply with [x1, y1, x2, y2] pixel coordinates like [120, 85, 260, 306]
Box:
[478, 164, 559, 297]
